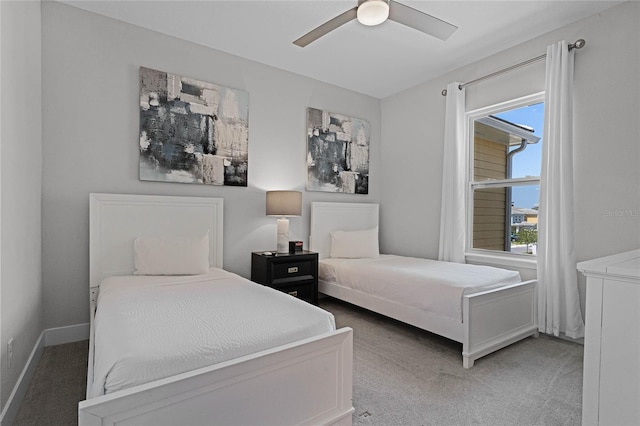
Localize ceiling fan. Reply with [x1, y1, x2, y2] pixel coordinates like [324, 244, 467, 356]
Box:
[293, 0, 458, 47]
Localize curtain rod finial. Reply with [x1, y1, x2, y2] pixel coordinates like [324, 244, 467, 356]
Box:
[441, 89, 448, 96]
[572, 39, 586, 49]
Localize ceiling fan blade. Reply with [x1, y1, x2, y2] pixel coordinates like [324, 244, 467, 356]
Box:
[388, 0, 457, 41]
[293, 7, 358, 47]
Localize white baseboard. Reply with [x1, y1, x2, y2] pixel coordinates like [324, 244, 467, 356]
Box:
[556, 332, 584, 345]
[44, 322, 90, 346]
[0, 331, 45, 426]
[0, 323, 89, 426]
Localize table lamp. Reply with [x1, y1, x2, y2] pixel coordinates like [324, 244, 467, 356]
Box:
[266, 190, 302, 253]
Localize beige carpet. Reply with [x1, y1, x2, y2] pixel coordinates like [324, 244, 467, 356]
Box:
[14, 340, 88, 426]
[323, 298, 583, 425]
[13, 298, 582, 425]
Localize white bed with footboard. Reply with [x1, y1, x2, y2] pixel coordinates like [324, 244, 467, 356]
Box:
[79, 193, 354, 426]
[310, 202, 538, 368]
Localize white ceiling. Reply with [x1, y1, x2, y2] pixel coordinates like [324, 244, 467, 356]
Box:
[61, 0, 622, 99]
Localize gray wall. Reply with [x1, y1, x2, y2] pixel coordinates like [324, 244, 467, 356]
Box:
[380, 1, 640, 308]
[41, 2, 381, 328]
[0, 0, 43, 412]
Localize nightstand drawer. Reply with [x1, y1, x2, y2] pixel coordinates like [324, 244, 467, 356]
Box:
[279, 282, 316, 302]
[272, 260, 314, 281]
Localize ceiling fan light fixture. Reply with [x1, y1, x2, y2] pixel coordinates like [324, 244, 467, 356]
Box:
[357, 0, 389, 26]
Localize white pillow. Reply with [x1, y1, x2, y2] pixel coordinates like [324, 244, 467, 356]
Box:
[134, 232, 210, 275]
[329, 227, 380, 259]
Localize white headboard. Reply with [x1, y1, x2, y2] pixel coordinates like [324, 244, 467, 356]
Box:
[310, 202, 379, 259]
[89, 193, 224, 288]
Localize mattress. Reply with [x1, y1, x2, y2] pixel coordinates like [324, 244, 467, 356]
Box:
[89, 268, 335, 398]
[319, 255, 521, 323]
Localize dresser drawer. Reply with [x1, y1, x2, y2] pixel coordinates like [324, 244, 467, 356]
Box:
[271, 260, 314, 282]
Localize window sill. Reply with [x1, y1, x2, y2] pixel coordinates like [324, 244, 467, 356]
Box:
[465, 251, 537, 270]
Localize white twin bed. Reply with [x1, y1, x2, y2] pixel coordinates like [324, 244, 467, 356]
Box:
[310, 202, 538, 368]
[79, 193, 354, 426]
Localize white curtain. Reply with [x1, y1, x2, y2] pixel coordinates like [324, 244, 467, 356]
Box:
[438, 82, 467, 263]
[537, 41, 585, 338]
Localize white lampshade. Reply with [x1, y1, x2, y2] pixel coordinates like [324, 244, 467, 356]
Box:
[266, 191, 302, 217]
[357, 0, 390, 26]
[266, 191, 302, 253]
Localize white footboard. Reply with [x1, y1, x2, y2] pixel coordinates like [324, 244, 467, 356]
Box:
[79, 327, 354, 426]
[462, 280, 538, 368]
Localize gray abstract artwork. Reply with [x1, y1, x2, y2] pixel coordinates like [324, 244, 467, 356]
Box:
[139, 67, 249, 186]
[306, 107, 370, 194]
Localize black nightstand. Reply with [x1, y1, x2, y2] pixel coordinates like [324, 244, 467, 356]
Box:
[251, 250, 319, 305]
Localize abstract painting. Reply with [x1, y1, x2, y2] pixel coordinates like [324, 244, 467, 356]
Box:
[306, 107, 370, 194]
[139, 67, 249, 186]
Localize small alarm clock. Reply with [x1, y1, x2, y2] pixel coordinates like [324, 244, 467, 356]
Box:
[289, 241, 303, 253]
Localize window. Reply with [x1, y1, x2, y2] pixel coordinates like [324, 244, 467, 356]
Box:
[467, 93, 544, 256]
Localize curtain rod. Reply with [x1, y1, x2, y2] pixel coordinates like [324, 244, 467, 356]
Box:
[441, 39, 586, 96]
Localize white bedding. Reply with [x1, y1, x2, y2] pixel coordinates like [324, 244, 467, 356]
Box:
[319, 255, 521, 323]
[90, 268, 335, 398]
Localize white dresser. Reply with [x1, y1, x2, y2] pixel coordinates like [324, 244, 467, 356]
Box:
[577, 249, 640, 426]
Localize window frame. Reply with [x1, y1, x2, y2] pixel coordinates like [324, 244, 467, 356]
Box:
[465, 92, 544, 264]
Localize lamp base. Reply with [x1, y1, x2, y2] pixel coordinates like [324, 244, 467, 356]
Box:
[276, 217, 289, 253]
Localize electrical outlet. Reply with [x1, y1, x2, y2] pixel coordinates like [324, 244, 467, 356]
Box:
[8, 338, 14, 369]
